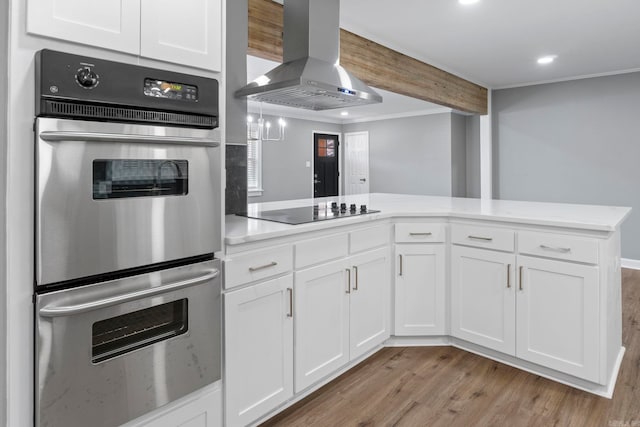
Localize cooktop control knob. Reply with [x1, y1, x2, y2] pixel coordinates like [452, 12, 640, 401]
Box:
[340, 203, 347, 211]
[360, 205, 367, 213]
[350, 204, 357, 212]
[76, 67, 99, 88]
[331, 202, 338, 210]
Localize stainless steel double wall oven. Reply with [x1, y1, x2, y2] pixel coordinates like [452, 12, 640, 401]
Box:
[34, 50, 222, 427]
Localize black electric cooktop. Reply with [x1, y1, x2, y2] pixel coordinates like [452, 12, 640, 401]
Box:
[237, 203, 380, 225]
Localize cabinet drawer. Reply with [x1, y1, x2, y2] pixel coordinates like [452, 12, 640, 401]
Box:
[224, 244, 293, 289]
[295, 233, 349, 269]
[452, 224, 515, 252]
[350, 224, 390, 254]
[395, 223, 446, 243]
[518, 231, 598, 264]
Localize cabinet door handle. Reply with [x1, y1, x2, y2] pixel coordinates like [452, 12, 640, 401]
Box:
[507, 264, 511, 288]
[248, 261, 278, 272]
[539, 244, 571, 253]
[399, 254, 403, 276]
[287, 288, 293, 318]
[519, 266, 524, 291]
[409, 232, 432, 237]
[468, 235, 493, 242]
[353, 266, 359, 291]
[346, 268, 351, 294]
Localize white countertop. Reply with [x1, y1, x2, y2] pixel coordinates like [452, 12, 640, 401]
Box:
[225, 193, 631, 245]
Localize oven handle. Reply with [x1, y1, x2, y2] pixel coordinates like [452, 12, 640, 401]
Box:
[39, 131, 220, 147]
[38, 268, 219, 317]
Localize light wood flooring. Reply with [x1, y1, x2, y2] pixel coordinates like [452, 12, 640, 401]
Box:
[261, 269, 640, 427]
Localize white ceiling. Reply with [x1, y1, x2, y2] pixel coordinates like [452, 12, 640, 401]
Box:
[339, 0, 640, 88]
[248, 0, 640, 120]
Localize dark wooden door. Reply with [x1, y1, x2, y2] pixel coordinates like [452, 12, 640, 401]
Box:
[313, 133, 339, 197]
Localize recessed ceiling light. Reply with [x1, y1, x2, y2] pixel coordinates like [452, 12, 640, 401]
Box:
[459, 0, 480, 5]
[340, 111, 349, 116]
[537, 55, 557, 65]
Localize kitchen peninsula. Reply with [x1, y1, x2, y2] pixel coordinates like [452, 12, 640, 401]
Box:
[223, 193, 630, 427]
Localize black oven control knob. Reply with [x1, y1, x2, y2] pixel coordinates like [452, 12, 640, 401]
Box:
[340, 203, 347, 212]
[360, 205, 367, 213]
[350, 204, 357, 212]
[76, 67, 99, 88]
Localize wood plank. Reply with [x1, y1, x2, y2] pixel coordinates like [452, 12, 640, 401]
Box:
[247, 0, 488, 114]
[260, 268, 640, 426]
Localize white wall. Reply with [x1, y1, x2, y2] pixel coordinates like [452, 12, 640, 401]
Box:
[492, 71, 640, 259]
[0, 0, 8, 424]
[4, 1, 223, 424]
[343, 113, 456, 196]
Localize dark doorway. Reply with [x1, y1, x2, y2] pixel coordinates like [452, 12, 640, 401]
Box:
[313, 133, 339, 197]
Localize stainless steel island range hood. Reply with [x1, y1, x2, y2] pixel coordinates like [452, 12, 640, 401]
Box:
[236, 0, 382, 111]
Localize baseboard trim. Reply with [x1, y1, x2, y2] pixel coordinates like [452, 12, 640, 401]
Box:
[621, 258, 640, 270]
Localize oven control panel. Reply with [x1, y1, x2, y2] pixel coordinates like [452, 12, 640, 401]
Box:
[143, 79, 198, 102]
[35, 49, 218, 125]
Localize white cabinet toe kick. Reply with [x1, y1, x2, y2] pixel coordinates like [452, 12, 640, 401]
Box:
[224, 210, 627, 426]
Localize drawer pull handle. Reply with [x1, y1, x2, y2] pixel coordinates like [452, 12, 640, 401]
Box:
[507, 264, 511, 288]
[248, 261, 278, 272]
[468, 235, 493, 242]
[399, 254, 403, 276]
[287, 288, 293, 318]
[346, 268, 351, 294]
[539, 244, 571, 253]
[353, 266, 359, 291]
[409, 232, 432, 237]
[519, 266, 524, 291]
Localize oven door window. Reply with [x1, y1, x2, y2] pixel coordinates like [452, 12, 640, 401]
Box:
[93, 159, 188, 199]
[92, 299, 188, 363]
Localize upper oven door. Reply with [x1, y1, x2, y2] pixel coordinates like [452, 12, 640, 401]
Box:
[36, 117, 221, 287]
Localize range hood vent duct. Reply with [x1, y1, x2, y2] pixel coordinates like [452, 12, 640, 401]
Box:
[236, 0, 382, 111]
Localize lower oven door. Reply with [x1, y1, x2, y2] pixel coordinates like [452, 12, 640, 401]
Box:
[36, 117, 221, 287]
[35, 259, 221, 427]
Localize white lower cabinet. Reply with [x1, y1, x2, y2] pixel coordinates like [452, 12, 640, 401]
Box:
[294, 258, 350, 392]
[451, 245, 516, 355]
[349, 248, 392, 359]
[224, 275, 294, 427]
[452, 245, 601, 382]
[517, 256, 600, 382]
[394, 244, 445, 336]
[294, 247, 390, 392]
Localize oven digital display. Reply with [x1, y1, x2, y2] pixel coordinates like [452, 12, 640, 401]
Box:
[143, 78, 198, 101]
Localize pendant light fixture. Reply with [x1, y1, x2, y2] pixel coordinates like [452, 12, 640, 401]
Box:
[247, 103, 286, 142]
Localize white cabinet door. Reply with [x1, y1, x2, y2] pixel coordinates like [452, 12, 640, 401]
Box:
[294, 259, 350, 392]
[349, 247, 391, 360]
[224, 275, 294, 427]
[516, 256, 600, 382]
[140, 0, 222, 71]
[451, 246, 516, 355]
[395, 244, 445, 336]
[27, 0, 141, 54]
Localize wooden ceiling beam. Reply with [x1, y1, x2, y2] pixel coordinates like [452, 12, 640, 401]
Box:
[247, 0, 488, 115]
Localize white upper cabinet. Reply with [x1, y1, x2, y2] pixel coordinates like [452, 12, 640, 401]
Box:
[27, 0, 141, 54]
[27, 0, 222, 71]
[140, 0, 222, 71]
